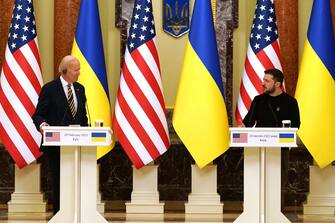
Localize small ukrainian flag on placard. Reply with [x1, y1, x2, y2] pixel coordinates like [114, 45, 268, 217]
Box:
[91, 132, 107, 142]
[279, 133, 294, 143]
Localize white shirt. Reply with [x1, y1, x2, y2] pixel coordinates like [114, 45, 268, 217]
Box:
[60, 75, 78, 110]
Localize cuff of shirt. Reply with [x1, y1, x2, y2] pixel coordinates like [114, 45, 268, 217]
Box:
[39, 122, 48, 131]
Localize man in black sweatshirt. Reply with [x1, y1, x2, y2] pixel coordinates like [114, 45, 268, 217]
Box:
[243, 68, 300, 128]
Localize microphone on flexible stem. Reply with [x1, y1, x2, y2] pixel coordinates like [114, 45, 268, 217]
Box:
[60, 103, 70, 126]
[85, 101, 92, 127]
[267, 103, 279, 127]
[76, 87, 91, 127]
[248, 101, 257, 127]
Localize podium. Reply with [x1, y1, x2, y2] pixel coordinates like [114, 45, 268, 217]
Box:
[230, 128, 298, 223]
[42, 126, 112, 223]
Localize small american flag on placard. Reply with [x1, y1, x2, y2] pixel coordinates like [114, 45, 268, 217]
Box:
[235, 0, 283, 125]
[0, 0, 43, 168]
[232, 133, 248, 143]
[113, 0, 170, 169]
[45, 132, 60, 142]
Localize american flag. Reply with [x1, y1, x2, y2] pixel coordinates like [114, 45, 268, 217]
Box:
[45, 132, 60, 142]
[0, 0, 43, 168]
[113, 0, 170, 168]
[232, 133, 248, 143]
[235, 0, 282, 124]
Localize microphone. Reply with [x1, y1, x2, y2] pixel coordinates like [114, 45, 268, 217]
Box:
[60, 102, 70, 126]
[85, 100, 92, 127]
[248, 101, 257, 127]
[76, 87, 91, 127]
[267, 103, 279, 127]
[85, 91, 92, 127]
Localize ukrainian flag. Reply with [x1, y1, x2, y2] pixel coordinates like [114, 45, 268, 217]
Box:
[279, 133, 294, 143]
[91, 132, 107, 143]
[71, 0, 113, 159]
[295, 0, 335, 168]
[172, 0, 229, 168]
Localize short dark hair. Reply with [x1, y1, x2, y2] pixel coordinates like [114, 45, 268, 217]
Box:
[264, 68, 284, 85]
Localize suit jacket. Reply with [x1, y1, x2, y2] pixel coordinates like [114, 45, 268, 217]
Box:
[32, 78, 88, 141]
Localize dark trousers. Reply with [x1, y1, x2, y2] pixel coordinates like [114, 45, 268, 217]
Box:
[45, 147, 60, 215]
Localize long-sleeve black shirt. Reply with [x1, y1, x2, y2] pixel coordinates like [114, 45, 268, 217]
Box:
[243, 93, 300, 128]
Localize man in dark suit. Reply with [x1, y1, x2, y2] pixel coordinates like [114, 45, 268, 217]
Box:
[32, 55, 88, 214]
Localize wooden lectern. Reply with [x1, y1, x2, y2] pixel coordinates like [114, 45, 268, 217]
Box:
[230, 127, 298, 223]
[42, 126, 112, 223]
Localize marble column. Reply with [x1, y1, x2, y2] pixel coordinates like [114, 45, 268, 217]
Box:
[54, 0, 80, 78]
[115, 0, 133, 64]
[275, 0, 298, 96]
[0, 0, 14, 69]
[331, 0, 335, 33]
[215, 0, 239, 125]
[275, 0, 299, 210]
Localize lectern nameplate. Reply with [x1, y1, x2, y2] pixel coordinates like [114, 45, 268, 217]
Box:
[42, 126, 112, 146]
[229, 127, 298, 148]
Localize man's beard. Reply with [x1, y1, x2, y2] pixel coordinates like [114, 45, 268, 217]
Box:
[263, 85, 275, 94]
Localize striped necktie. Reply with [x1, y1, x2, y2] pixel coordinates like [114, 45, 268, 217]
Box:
[67, 84, 76, 118]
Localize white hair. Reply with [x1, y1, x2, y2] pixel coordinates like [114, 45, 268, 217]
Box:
[58, 55, 79, 74]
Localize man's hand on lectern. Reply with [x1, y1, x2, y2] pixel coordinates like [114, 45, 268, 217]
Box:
[39, 122, 49, 133]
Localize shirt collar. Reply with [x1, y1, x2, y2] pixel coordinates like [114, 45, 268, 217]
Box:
[60, 75, 71, 87]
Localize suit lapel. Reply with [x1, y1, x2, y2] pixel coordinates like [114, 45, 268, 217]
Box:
[56, 78, 68, 106]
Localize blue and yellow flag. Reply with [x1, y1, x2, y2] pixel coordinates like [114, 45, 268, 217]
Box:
[172, 0, 229, 168]
[295, 0, 335, 168]
[71, 0, 113, 159]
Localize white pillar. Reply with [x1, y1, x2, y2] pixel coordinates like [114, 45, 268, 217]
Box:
[265, 148, 290, 223]
[234, 148, 290, 223]
[185, 164, 223, 220]
[126, 165, 164, 218]
[96, 164, 105, 214]
[304, 165, 335, 215]
[8, 163, 46, 212]
[234, 148, 261, 223]
[49, 146, 107, 223]
[80, 146, 107, 222]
